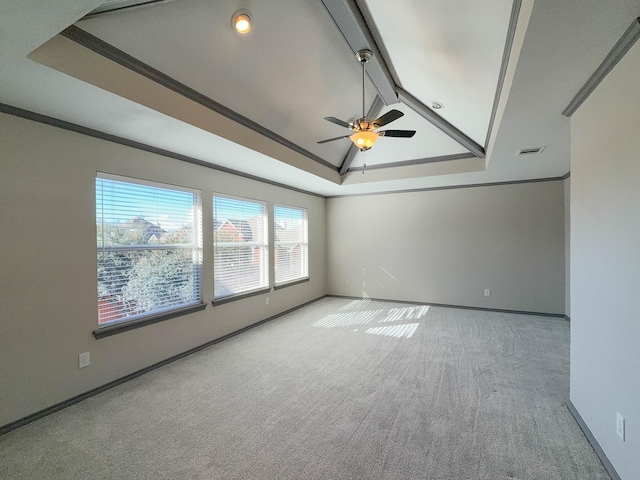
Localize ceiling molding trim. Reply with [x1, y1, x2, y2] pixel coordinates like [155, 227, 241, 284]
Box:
[353, 0, 401, 86]
[319, 0, 398, 105]
[338, 144, 358, 179]
[83, 0, 179, 20]
[338, 95, 384, 175]
[60, 25, 339, 173]
[561, 172, 570, 180]
[484, 0, 522, 148]
[562, 17, 640, 117]
[0, 103, 326, 199]
[397, 87, 486, 158]
[327, 175, 567, 199]
[348, 153, 474, 172]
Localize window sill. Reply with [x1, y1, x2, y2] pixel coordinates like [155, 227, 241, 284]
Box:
[212, 287, 271, 306]
[274, 277, 309, 290]
[93, 302, 207, 339]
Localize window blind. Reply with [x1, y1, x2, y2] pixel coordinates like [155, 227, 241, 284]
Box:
[274, 205, 308, 285]
[213, 195, 268, 300]
[96, 174, 202, 326]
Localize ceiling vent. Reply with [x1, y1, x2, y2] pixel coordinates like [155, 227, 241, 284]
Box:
[516, 146, 546, 156]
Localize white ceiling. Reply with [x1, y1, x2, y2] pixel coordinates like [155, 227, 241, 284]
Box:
[361, 0, 513, 145]
[1, 0, 639, 196]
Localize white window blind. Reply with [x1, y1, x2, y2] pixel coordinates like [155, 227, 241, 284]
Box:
[213, 195, 268, 300]
[274, 205, 308, 285]
[96, 174, 202, 326]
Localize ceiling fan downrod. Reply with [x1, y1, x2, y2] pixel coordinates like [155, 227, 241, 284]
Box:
[356, 49, 372, 121]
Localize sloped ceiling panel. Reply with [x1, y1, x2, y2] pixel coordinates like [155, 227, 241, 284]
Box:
[362, 0, 513, 145]
[78, 0, 378, 168]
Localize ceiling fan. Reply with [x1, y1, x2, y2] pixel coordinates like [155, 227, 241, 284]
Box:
[318, 49, 416, 151]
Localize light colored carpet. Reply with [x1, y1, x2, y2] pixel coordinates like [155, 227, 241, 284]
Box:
[0, 297, 610, 479]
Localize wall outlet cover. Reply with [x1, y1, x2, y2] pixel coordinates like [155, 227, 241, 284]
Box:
[79, 352, 90, 369]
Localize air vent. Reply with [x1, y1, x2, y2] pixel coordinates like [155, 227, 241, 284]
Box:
[516, 146, 546, 156]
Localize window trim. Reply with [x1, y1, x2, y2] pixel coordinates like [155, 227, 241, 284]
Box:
[211, 286, 271, 306]
[93, 302, 207, 339]
[96, 172, 203, 330]
[98, 172, 201, 196]
[273, 277, 309, 290]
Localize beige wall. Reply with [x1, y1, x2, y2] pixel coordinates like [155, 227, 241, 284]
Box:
[570, 42, 640, 479]
[0, 113, 326, 427]
[0, 108, 570, 429]
[564, 177, 570, 316]
[326, 181, 565, 314]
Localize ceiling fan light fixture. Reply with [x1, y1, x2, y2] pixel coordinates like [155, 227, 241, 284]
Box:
[232, 9, 252, 34]
[350, 131, 379, 151]
[317, 49, 413, 149]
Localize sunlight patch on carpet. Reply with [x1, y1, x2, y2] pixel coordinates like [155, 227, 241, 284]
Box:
[380, 305, 430, 323]
[364, 323, 420, 338]
[313, 309, 383, 328]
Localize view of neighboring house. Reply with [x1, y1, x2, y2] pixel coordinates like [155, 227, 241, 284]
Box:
[214, 217, 266, 298]
[274, 221, 306, 283]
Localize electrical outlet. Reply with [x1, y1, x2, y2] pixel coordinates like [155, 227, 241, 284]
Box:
[345, 280, 349, 286]
[265, 296, 269, 306]
[79, 352, 90, 369]
[362, 281, 367, 288]
[616, 412, 625, 441]
[484, 289, 491, 297]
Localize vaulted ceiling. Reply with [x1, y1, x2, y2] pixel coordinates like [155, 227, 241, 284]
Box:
[2, 0, 639, 196]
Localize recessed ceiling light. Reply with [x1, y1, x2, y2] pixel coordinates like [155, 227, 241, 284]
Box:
[431, 101, 443, 110]
[232, 9, 252, 34]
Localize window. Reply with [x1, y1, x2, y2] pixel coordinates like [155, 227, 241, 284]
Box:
[213, 195, 268, 300]
[274, 205, 308, 285]
[96, 174, 202, 327]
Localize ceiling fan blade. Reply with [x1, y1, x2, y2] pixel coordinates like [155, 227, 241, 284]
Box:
[317, 135, 351, 144]
[323, 116, 352, 129]
[378, 129, 416, 138]
[373, 109, 404, 127]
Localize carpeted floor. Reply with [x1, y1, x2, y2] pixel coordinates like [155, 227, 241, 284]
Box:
[0, 297, 610, 479]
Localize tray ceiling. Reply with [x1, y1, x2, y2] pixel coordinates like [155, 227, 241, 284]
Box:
[2, 0, 638, 195]
[40, 0, 516, 183]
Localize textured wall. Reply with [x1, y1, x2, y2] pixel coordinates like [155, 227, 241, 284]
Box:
[327, 180, 565, 314]
[570, 42, 640, 479]
[564, 177, 571, 317]
[0, 114, 326, 427]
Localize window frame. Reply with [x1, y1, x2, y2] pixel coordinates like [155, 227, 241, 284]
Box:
[94, 173, 204, 337]
[273, 204, 309, 288]
[212, 193, 270, 304]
